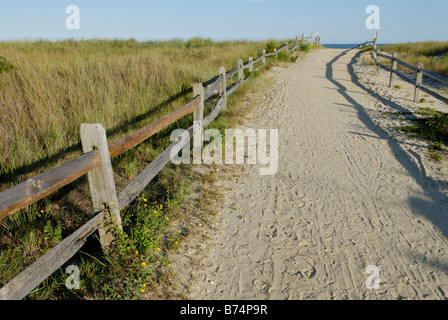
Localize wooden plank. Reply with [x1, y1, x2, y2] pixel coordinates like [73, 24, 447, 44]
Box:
[378, 52, 393, 60]
[419, 85, 448, 105]
[118, 127, 194, 210]
[0, 212, 104, 300]
[0, 97, 202, 221]
[204, 75, 223, 101]
[118, 96, 225, 210]
[422, 69, 448, 86]
[80, 123, 121, 249]
[0, 151, 100, 221]
[393, 69, 415, 86]
[204, 97, 224, 128]
[395, 58, 418, 72]
[108, 97, 200, 158]
[377, 61, 392, 72]
[226, 66, 239, 78]
[227, 80, 242, 96]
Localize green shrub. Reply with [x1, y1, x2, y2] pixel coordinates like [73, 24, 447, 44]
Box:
[265, 41, 276, 54]
[399, 112, 448, 144]
[299, 44, 310, 52]
[0, 56, 14, 73]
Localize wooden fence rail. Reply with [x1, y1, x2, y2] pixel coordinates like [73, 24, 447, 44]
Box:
[0, 33, 319, 300]
[360, 33, 448, 105]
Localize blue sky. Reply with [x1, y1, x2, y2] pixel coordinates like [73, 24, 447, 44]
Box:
[0, 0, 447, 44]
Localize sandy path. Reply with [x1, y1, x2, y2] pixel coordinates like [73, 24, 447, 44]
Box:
[187, 49, 448, 300]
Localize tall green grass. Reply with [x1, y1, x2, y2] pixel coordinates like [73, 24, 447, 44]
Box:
[0, 38, 300, 300]
[0, 38, 285, 189]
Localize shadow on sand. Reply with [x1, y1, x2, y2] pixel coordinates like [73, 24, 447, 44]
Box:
[326, 49, 448, 277]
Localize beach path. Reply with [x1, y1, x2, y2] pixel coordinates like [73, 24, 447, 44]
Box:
[187, 49, 448, 300]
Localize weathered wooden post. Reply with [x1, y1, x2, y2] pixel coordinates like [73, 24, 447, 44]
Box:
[80, 123, 121, 250]
[262, 49, 266, 64]
[274, 48, 278, 56]
[389, 52, 398, 88]
[414, 62, 424, 103]
[302, 33, 305, 44]
[193, 83, 204, 164]
[285, 42, 289, 53]
[238, 59, 244, 81]
[375, 49, 381, 74]
[219, 66, 227, 111]
[372, 32, 378, 63]
[249, 56, 254, 72]
[310, 33, 313, 44]
[295, 36, 299, 50]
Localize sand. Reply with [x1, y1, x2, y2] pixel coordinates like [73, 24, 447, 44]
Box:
[175, 48, 448, 300]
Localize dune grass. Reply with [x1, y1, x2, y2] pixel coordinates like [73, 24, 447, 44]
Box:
[0, 38, 289, 188]
[0, 37, 302, 299]
[379, 41, 448, 78]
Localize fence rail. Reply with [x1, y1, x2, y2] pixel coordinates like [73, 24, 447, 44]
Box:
[358, 32, 448, 105]
[0, 33, 320, 300]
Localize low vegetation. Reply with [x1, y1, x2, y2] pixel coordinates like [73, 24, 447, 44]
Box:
[0, 38, 306, 299]
[389, 107, 448, 162]
[379, 41, 448, 78]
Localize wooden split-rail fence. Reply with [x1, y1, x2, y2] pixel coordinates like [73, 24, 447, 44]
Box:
[0, 33, 320, 300]
[354, 33, 448, 105]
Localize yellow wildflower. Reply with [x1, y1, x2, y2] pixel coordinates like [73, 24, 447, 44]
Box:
[141, 262, 146, 267]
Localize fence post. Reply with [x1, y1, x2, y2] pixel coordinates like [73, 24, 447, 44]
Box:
[193, 82, 204, 164]
[219, 66, 227, 111]
[295, 36, 299, 50]
[238, 59, 244, 81]
[310, 33, 313, 44]
[414, 62, 424, 103]
[274, 48, 278, 56]
[249, 56, 254, 72]
[389, 52, 397, 88]
[80, 123, 121, 250]
[372, 32, 378, 63]
[262, 49, 266, 64]
[285, 42, 289, 53]
[302, 34, 305, 44]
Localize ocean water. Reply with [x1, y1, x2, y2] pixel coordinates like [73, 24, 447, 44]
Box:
[323, 44, 390, 49]
[322, 44, 361, 49]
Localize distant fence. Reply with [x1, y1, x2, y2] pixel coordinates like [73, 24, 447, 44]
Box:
[0, 33, 320, 300]
[354, 33, 448, 105]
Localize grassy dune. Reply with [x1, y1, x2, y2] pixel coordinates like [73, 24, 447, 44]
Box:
[379, 41, 448, 77]
[0, 38, 286, 187]
[0, 38, 303, 299]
